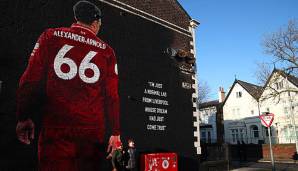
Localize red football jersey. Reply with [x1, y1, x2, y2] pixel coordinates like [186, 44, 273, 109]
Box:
[17, 23, 120, 135]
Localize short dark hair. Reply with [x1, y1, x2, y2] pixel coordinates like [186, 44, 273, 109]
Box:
[73, 1, 102, 25]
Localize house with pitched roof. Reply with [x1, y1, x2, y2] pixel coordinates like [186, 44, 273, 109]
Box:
[259, 69, 298, 144]
[199, 87, 225, 144]
[223, 69, 298, 145]
[223, 79, 264, 144]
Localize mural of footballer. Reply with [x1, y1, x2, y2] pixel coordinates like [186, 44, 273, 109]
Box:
[15, 1, 121, 170]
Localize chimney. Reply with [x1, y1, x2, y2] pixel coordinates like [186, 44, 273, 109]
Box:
[218, 87, 225, 103]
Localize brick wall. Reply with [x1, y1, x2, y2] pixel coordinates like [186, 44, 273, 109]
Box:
[110, 0, 191, 29]
[98, 0, 193, 51]
[262, 144, 297, 160]
[0, 0, 198, 170]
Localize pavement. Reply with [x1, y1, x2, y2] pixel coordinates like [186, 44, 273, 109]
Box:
[230, 161, 298, 171]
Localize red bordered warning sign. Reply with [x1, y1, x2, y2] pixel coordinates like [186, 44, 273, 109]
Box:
[259, 113, 274, 127]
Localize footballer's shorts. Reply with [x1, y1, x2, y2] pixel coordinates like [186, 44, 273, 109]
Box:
[38, 127, 106, 171]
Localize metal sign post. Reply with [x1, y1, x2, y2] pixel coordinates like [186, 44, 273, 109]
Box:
[267, 126, 275, 171]
[259, 113, 275, 171]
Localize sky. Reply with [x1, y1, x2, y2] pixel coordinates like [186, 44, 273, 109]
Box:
[177, 0, 298, 100]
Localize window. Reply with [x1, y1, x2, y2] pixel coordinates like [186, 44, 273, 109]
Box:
[236, 91, 242, 98]
[251, 110, 254, 115]
[237, 108, 240, 115]
[284, 107, 288, 115]
[204, 116, 208, 123]
[207, 131, 211, 143]
[266, 108, 270, 112]
[275, 81, 284, 90]
[265, 127, 272, 136]
[239, 129, 245, 142]
[201, 131, 206, 142]
[284, 127, 289, 139]
[251, 125, 259, 138]
[289, 126, 298, 140]
[231, 129, 239, 143]
[253, 127, 259, 138]
[201, 131, 206, 138]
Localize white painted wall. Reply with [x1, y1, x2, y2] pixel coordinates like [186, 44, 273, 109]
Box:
[223, 82, 264, 144]
[224, 83, 260, 121]
[260, 73, 298, 144]
[199, 106, 217, 143]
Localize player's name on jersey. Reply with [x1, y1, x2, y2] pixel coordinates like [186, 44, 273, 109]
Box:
[53, 31, 106, 49]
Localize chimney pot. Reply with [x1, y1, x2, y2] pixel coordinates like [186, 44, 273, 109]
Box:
[218, 87, 225, 103]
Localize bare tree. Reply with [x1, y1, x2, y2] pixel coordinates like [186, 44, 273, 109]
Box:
[198, 80, 211, 103]
[262, 19, 298, 75]
[257, 19, 298, 102]
[255, 61, 273, 85]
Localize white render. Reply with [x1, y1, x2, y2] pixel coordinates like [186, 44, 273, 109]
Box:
[259, 72, 298, 144]
[223, 81, 265, 144]
[223, 70, 298, 145]
[223, 83, 260, 120]
[199, 106, 217, 143]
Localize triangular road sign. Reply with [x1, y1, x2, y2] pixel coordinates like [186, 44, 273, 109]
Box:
[259, 113, 274, 127]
